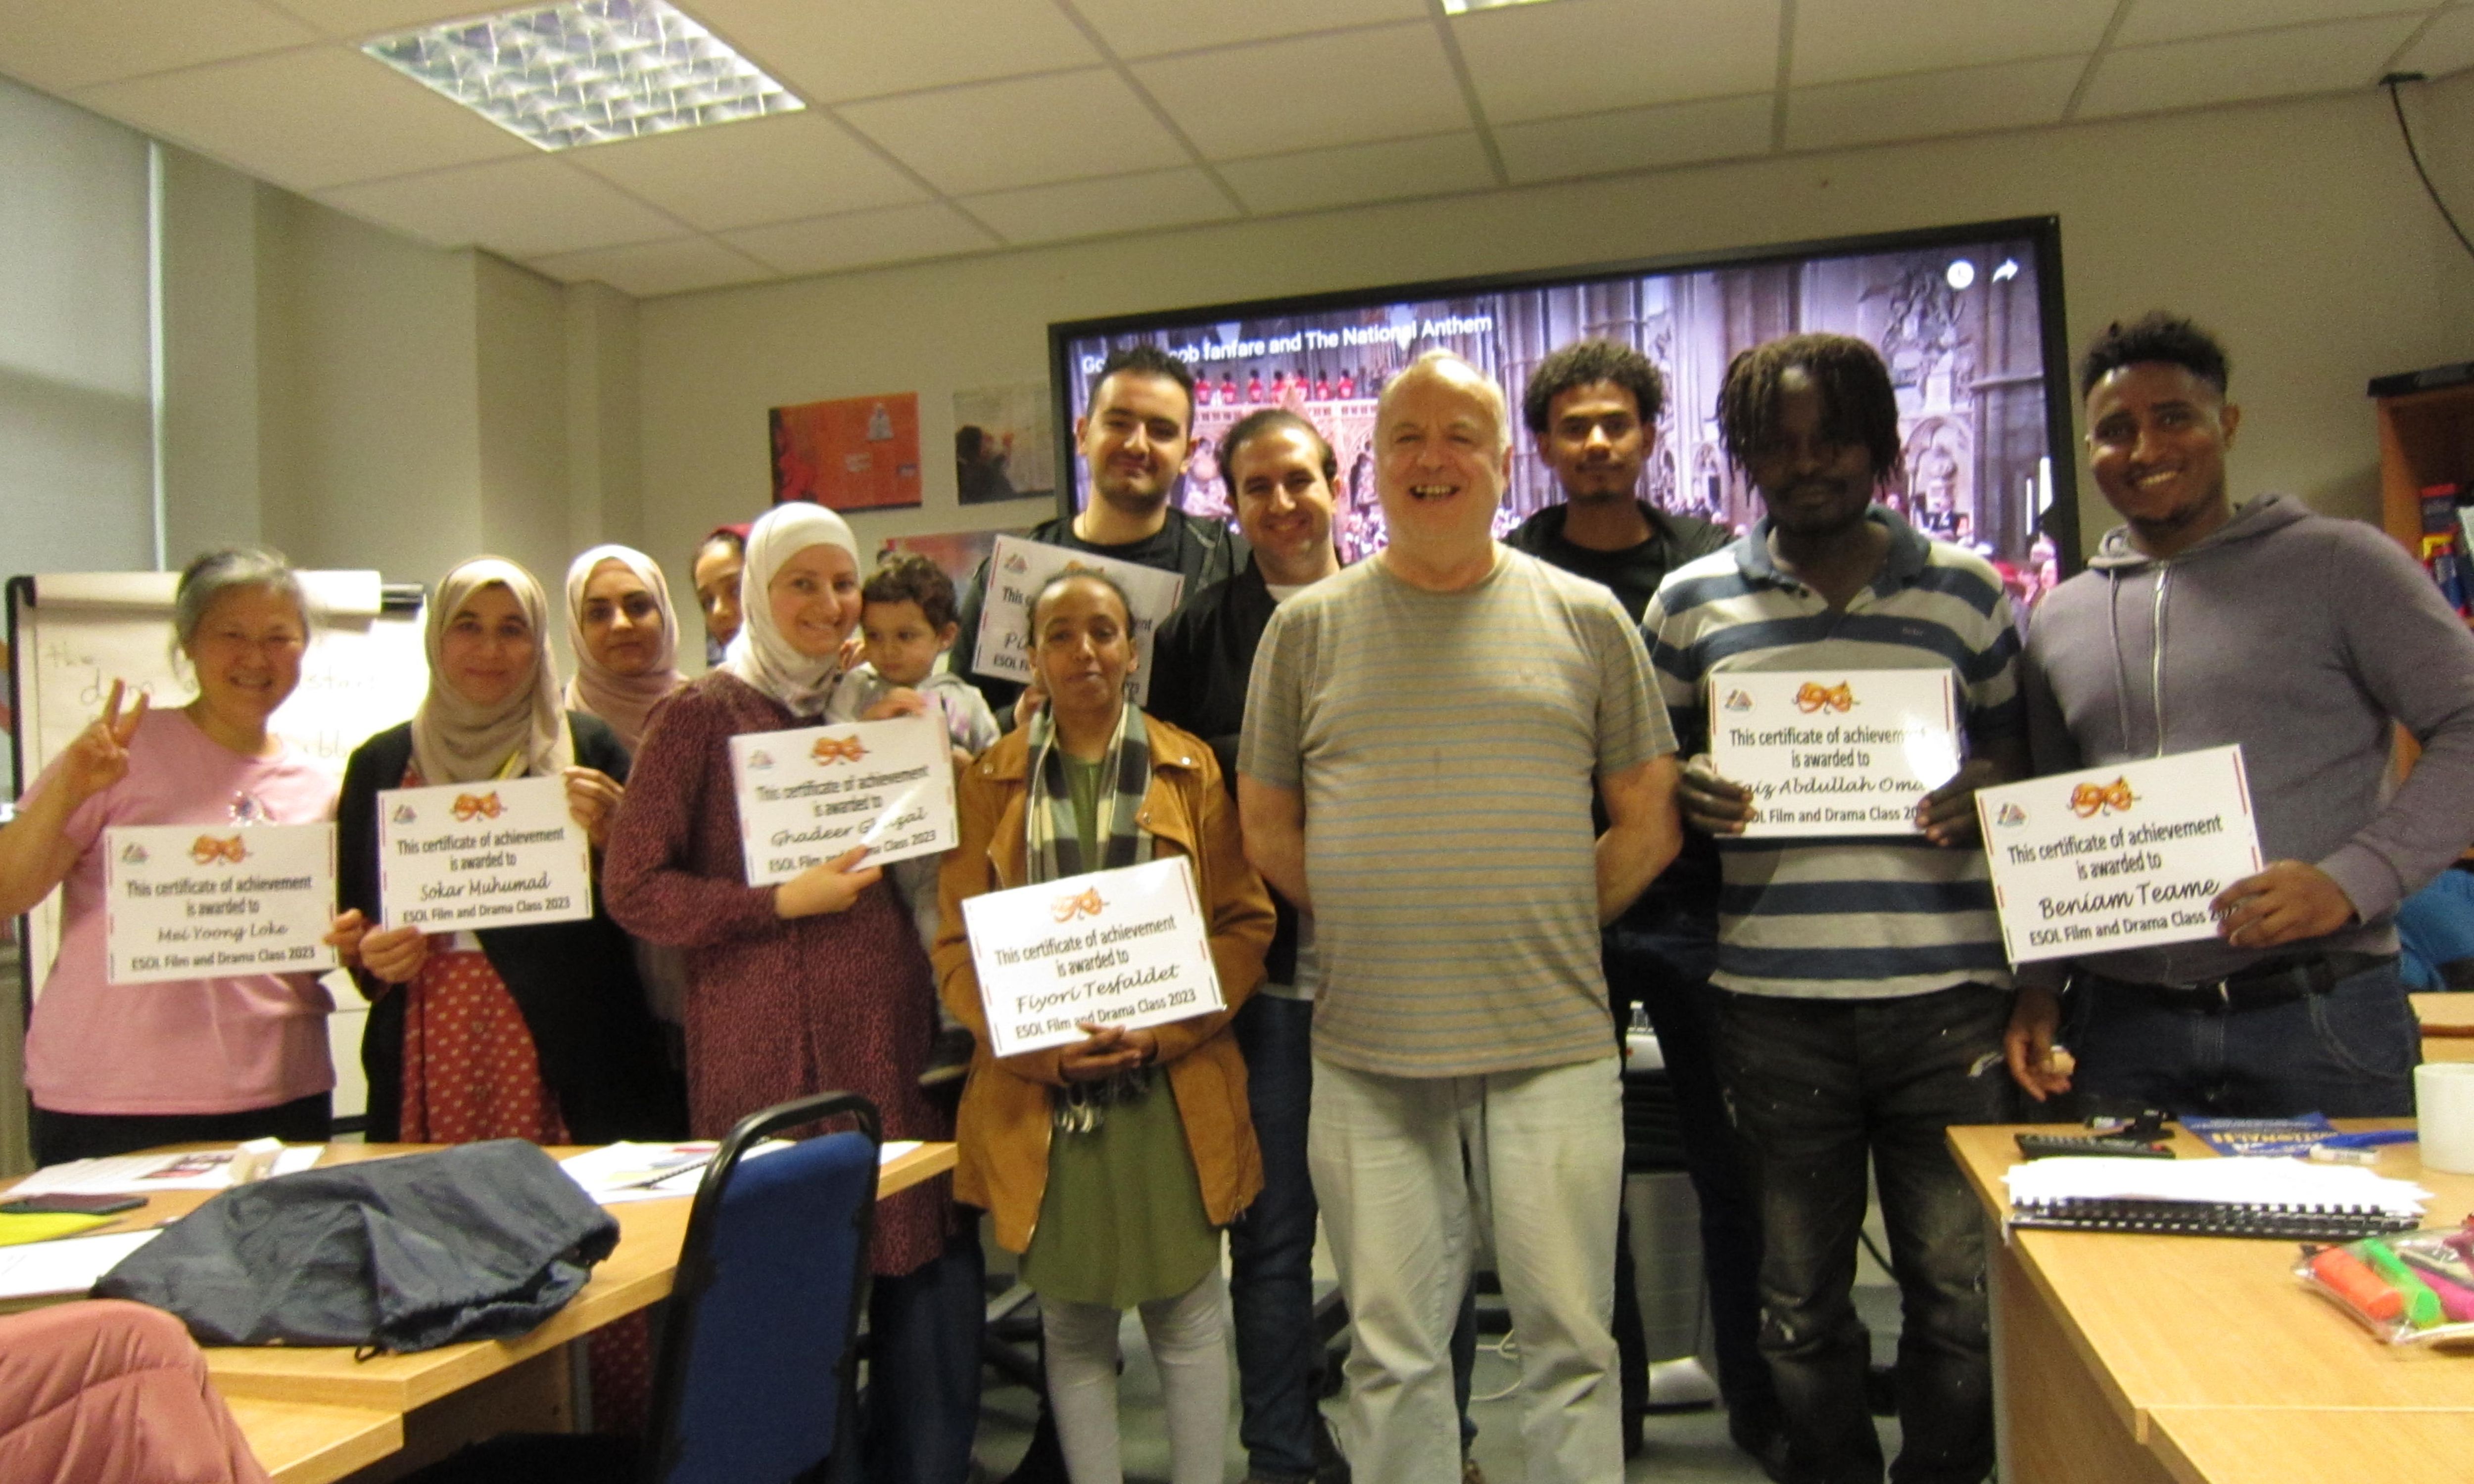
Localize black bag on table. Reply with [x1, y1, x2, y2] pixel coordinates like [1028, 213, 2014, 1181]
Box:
[95, 1139, 618, 1354]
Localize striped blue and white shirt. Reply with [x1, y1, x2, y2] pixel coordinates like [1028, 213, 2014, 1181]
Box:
[1643, 508, 2021, 999]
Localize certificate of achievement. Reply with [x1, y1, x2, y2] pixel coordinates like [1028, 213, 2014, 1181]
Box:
[1709, 669, 1961, 836]
[103, 823, 337, 985]
[961, 856, 1224, 1058]
[729, 715, 959, 887]
[376, 775, 593, 931]
[969, 535, 1185, 704]
[1975, 745, 2264, 964]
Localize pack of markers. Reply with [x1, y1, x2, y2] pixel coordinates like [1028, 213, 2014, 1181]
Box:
[2297, 1221, 2474, 1346]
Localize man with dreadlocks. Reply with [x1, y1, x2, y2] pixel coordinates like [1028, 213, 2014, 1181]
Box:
[1640, 333, 2023, 1484]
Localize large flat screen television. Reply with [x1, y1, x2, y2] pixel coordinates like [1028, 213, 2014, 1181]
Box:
[1048, 216, 2077, 612]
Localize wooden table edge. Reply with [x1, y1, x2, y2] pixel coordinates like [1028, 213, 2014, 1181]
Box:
[220, 1396, 404, 1484]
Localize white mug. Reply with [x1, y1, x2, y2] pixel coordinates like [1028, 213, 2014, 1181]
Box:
[2416, 1062, 2474, 1176]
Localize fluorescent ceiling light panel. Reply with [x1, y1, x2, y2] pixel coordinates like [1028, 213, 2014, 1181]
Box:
[363, 0, 802, 152]
[1441, 0, 1566, 12]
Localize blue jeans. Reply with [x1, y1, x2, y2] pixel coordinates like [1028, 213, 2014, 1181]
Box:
[1229, 993, 1323, 1480]
[2068, 957, 2420, 1117]
[1713, 985, 2016, 1484]
[1604, 906, 1777, 1436]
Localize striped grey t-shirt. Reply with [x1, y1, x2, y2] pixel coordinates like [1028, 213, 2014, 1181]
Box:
[1239, 548, 1673, 1077]
[1643, 510, 2021, 1000]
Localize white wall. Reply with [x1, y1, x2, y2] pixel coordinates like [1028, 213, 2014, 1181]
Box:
[0, 74, 154, 578]
[637, 76, 2474, 573]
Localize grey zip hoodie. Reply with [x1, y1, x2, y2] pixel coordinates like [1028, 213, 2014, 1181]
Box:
[2021, 493, 2474, 983]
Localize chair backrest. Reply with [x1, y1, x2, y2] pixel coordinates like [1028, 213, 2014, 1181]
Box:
[641, 1093, 880, 1484]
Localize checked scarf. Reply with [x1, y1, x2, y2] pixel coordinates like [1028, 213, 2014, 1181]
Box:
[1023, 701, 1155, 1134]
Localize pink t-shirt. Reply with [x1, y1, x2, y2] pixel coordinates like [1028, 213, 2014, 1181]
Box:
[26, 708, 339, 1115]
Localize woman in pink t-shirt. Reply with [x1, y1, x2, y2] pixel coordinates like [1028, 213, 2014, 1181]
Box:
[0, 549, 340, 1166]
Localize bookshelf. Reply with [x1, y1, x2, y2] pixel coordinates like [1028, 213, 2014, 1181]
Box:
[2372, 365, 2474, 784]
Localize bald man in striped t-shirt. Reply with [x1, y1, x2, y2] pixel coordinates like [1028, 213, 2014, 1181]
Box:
[1643, 334, 2022, 1484]
[1240, 351, 1682, 1484]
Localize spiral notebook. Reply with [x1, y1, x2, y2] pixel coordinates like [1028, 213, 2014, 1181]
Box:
[2003, 1157, 2429, 1241]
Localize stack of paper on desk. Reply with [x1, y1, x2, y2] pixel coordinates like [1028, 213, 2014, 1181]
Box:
[0, 1231, 162, 1302]
[2006, 1157, 2428, 1216]
[3, 1146, 324, 1197]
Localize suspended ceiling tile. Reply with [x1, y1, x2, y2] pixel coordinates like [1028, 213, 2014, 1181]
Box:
[1134, 23, 1469, 161]
[1455, 0, 1780, 124]
[566, 112, 926, 232]
[1219, 132, 1495, 215]
[527, 234, 777, 296]
[1073, 0, 1427, 60]
[959, 168, 1238, 246]
[1494, 92, 1773, 185]
[685, 0, 1097, 104]
[2116, 0, 2437, 47]
[838, 68, 1189, 196]
[1785, 56, 2083, 152]
[75, 45, 533, 192]
[258, 0, 522, 42]
[2079, 14, 2429, 117]
[723, 201, 1000, 276]
[0, 0, 317, 93]
[1791, 0, 2116, 87]
[2393, 6, 2474, 77]
[318, 154, 685, 257]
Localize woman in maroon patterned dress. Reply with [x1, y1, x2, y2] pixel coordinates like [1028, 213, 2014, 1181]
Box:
[604, 502, 981, 1484]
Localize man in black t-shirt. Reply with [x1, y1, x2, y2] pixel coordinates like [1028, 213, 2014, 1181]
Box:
[951, 345, 1246, 722]
[1504, 340, 1782, 1475]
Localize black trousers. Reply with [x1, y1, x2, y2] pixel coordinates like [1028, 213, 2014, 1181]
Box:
[30, 1091, 334, 1167]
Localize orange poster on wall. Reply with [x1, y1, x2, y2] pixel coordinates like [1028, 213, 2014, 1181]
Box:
[769, 391, 922, 510]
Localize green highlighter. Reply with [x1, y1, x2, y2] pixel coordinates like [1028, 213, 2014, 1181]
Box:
[2359, 1240, 2446, 1329]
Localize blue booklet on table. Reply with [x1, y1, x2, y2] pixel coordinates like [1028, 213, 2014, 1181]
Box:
[2181, 1114, 2338, 1157]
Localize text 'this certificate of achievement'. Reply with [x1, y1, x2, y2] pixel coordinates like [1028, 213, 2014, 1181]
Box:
[1974, 745, 2263, 964]
[962, 856, 1224, 1057]
[376, 775, 593, 931]
[729, 714, 959, 887]
[104, 823, 337, 984]
[1710, 670, 1960, 837]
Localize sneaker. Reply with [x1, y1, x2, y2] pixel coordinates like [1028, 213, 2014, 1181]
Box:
[1461, 1457, 1486, 1484]
[918, 1025, 974, 1089]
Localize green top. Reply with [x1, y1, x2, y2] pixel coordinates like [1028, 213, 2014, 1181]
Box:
[1016, 754, 1219, 1308]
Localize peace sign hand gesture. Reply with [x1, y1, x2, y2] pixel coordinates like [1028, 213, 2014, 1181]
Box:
[60, 680, 148, 806]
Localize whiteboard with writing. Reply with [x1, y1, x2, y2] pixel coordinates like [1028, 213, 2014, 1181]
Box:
[8, 572, 428, 1021]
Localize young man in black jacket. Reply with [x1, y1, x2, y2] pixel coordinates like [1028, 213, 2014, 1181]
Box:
[951, 344, 1248, 721]
[1149, 409, 1346, 1484]
[1505, 340, 1780, 1473]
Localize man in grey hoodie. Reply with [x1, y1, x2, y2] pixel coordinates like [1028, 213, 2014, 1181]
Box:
[2005, 312, 2474, 1117]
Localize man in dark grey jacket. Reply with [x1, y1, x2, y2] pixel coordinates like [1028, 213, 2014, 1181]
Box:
[2007, 313, 2474, 1117]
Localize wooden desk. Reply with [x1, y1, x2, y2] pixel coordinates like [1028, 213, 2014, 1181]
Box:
[2414, 991, 2474, 1063]
[2147, 1406, 2474, 1484]
[0, 1140, 956, 1484]
[1951, 1123, 2474, 1484]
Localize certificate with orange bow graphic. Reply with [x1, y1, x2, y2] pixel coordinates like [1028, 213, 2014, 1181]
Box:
[1707, 669, 1961, 837]
[103, 823, 337, 984]
[960, 856, 1222, 1057]
[1974, 745, 2262, 964]
[375, 775, 591, 931]
[728, 715, 959, 887]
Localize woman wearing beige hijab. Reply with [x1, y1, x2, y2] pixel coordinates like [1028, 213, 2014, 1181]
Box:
[562, 544, 688, 754]
[331, 556, 681, 1146]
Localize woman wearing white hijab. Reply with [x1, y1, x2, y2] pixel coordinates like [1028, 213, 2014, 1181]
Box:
[606, 503, 981, 1484]
[561, 544, 687, 754]
[333, 556, 681, 1147]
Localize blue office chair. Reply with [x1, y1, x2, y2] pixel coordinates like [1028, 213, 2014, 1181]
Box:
[399, 1092, 881, 1484]
[645, 1091, 881, 1484]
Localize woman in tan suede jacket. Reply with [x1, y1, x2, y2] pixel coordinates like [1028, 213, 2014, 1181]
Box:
[932, 571, 1273, 1484]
